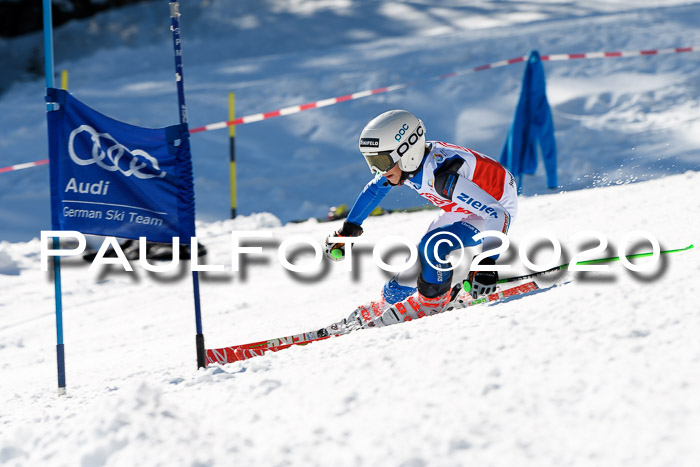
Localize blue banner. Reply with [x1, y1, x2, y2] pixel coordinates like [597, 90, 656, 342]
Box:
[500, 50, 558, 190]
[46, 88, 195, 243]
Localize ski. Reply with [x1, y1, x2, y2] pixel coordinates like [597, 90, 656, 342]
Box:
[446, 280, 538, 311]
[206, 334, 333, 365]
[206, 281, 539, 365]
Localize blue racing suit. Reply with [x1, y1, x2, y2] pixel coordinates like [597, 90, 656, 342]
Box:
[346, 141, 518, 301]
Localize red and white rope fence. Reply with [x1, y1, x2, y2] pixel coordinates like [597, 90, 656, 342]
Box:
[2, 45, 697, 174]
[189, 45, 698, 134]
[0, 158, 49, 174]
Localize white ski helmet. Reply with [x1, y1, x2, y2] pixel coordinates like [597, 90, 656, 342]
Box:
[358, 110, 426, 174]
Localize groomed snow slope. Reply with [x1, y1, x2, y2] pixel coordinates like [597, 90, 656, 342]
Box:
[1, 171, 698, 466]
[1, 0, 699, 241]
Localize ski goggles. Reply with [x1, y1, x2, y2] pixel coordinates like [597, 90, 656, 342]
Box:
[363, 150, 399, 174]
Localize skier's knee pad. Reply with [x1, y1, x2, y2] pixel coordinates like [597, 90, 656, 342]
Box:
[417, 273, 452, 298]
[382, 278, 416, 304]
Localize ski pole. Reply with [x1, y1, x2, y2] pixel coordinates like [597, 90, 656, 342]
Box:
[495, 244, 694, 284]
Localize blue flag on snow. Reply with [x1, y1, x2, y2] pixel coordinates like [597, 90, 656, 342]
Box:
[46, 88, 195, 243]
[500, 50, 558, 189]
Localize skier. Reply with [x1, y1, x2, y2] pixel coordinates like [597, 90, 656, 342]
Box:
[324, 110, 518, 331]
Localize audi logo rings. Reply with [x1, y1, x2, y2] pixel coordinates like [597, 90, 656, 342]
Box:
[68, 124, 166, 179]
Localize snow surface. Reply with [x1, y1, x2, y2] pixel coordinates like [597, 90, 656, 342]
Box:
[1, 172, 699, 466]
[1, 1, 700, 466]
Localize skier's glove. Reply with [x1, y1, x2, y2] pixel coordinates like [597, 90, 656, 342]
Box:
[324, 221, 363, 262]
[467, 257, 499, 298]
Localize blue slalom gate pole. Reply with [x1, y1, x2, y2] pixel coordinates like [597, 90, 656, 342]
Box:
[169, 0, 206, 369]
[43, 0, 66, 396]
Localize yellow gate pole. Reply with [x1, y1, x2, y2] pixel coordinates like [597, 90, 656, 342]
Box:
[228, 92, 237, 219]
